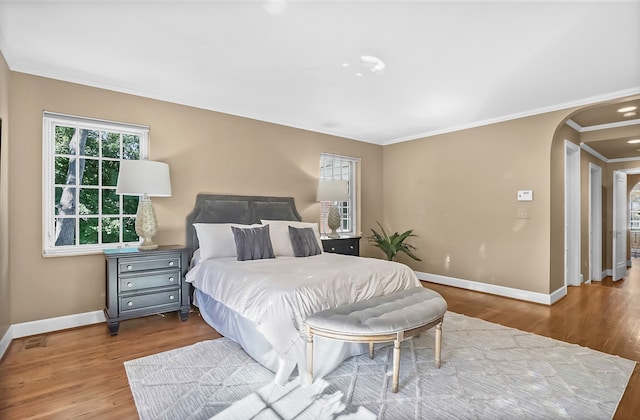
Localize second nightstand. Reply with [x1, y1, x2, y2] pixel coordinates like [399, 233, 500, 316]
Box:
[104, 245, 190, 335]
[322, 236, 361, 256]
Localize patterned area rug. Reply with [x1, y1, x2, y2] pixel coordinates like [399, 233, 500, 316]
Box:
[124, 312, 636, 419]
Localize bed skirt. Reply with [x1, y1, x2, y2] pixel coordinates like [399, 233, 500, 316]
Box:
[194, 289, 369, 385]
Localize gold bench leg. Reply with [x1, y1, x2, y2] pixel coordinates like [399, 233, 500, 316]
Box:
[392, 339, 400, 393]
[306, 325, 314, 383]
[369, 342, 374, 359]
[435, 321, 442, 368]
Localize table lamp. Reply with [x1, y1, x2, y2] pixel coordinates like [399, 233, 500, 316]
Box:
[316, 180, 348, 238]
[116, 160, 172, 250]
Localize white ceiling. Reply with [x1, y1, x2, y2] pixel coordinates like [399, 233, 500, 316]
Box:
[1, 0, 639, 145]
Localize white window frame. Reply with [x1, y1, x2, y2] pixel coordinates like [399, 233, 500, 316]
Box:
[319, 153, 359, 236]
[42, 112, 149, 256]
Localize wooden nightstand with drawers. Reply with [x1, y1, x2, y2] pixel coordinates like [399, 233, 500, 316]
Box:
[103, 245, 190, 336]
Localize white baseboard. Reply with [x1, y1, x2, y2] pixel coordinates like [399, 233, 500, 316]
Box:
[0, 325, 13, 360]
[0, 310, 106, 360]
[416, 271, 566, 305]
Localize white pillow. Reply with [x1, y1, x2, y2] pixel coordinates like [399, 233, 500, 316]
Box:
[260, 220, 323, 257]
[193, 223, 261, 260]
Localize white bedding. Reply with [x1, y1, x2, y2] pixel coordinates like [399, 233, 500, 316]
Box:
[185, 252, 422, 381]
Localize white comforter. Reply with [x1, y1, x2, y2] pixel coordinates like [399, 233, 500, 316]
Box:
[186, 253, 421, 359]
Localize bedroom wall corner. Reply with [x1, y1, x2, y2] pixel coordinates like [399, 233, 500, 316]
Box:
[0, 48, 11, 341]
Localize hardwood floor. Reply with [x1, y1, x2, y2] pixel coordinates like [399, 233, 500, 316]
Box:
[1, 271, 639, 419]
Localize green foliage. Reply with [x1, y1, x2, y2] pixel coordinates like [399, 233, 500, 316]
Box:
[367, 222, 422, 261]
[53, 124, 141, 246]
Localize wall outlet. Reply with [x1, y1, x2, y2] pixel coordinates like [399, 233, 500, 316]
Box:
[517, 209, 530, 219]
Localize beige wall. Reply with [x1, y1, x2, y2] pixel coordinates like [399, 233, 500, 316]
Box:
[8, 72, 383, 324]
[0, 51, 10, 337]
[383, 111, 570, 295]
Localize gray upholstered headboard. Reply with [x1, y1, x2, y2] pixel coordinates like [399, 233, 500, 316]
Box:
[185, 194, 302, 255]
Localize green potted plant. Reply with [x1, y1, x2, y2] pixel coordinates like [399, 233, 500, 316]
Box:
[367, 222, 422, 261]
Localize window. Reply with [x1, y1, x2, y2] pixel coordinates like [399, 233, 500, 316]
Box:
[43, 112, 149, 256]
[319, 153, 359, 236]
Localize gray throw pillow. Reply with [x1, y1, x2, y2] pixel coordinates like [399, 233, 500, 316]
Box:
[288, 226, 322, 257]
[231, 225, 275, 261]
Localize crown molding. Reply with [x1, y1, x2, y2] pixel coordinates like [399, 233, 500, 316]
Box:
[568, 118, 640, 133]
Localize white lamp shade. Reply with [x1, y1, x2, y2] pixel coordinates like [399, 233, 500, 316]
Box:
[316, 180, 348, 202]
[116, 160, 172, 197]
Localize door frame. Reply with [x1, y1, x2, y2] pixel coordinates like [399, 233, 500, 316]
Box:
[612, 170, 627, 281]
[589, 163, 602, 282]
[564, 140, 581, 287]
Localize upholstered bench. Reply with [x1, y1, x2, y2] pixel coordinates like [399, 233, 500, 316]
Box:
[304, 287, 447, 393]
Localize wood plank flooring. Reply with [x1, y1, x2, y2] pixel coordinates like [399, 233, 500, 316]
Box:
[1, 272, 639, 419]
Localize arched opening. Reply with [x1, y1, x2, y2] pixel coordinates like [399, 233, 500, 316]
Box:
[549, 94, 640, 298]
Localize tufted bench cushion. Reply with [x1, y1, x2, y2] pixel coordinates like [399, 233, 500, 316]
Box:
[304, 286, 447, 392]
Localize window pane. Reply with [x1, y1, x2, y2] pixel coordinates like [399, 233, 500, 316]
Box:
[56, 187, 77, 216]
[79, 188, 98, 215]
[123, 195, 139, 215]
[79, 217, 99, 245]
[54, 218, 76, 245]
[54, 187, 63, 215]
[80, 158, 99, 185]
[55, 126, 74, 155]
[123, 217, 138, 242]
[102, 189, 119, 215]
[102, 217, 120, 243]
[102, 160, 119, 187]
[103, 132, 120, 158]
[123, 134, 140, 160]
[55, 157, 71, 184]
[82, 130, 99, 157]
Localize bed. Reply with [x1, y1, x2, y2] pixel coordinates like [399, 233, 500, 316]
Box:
[184, 194, 422, 384]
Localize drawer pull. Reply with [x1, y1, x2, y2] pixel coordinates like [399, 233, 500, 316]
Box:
[169, 261, 175, 266]
[169, 277, 175, 282]
[331, 247, 336, 251]
[169, 295, 175, 300]
[127, 265, 133, 271]
[127, 282, 133, 288]
[349, 246, 354, 249]
[127, 301, 133, 307]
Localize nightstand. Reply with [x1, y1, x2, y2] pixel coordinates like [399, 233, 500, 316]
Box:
[103, 245, 190, 336]
[322, 236, 361, 256]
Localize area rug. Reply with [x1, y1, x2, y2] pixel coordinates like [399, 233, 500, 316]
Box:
[124, 312, 636, 419]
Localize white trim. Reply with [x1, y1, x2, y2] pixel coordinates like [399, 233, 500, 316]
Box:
[580, 143, 608, 162]
[565, 119, 582, 132]
[0, 310, 106, 360]
[607, 156, 640, 164]
[0, 326, 13, 360]
[318, 152, 361, 162]
[11, 310, 105, 339]
[572, 118, 640, 133]
[416, 271, 565, 305]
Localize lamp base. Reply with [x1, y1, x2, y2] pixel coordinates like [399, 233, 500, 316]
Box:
[135, 198, 159, 250]
[327, 229, 341, 239]
[327, 204, 341, 239]
[138, 241, 158, 250]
